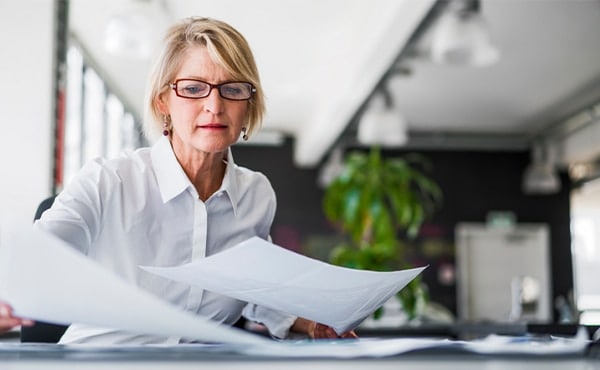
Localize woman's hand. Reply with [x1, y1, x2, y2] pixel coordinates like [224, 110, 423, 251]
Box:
[309, 322, 358, 339]
[292, 317, 358, 339]
[0, 302, 34, 333]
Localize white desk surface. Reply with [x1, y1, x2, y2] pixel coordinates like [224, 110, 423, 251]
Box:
[0, 355, 598, 370]
[0, 343, 598, 370]
[2, 328, 599, 370]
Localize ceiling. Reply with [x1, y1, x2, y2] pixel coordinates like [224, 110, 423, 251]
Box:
[68, 0, 600, 168]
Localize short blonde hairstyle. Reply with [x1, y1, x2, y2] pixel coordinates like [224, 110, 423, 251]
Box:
[143, 17, 265, 142]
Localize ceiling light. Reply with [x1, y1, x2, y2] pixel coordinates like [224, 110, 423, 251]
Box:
[357, 90, 408, 147]
[430, 0, 500, 67]
[104, 1, 155, 59]
[522, 142, 561, 195]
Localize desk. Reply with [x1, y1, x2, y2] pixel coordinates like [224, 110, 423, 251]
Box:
[3, 325, 599, 369]
[0, 344, 599, 370]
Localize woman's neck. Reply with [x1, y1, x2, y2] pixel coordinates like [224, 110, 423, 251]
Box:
[171, 142, 228, 201]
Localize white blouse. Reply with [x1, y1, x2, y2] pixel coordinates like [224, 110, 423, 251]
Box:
[35, 136, 297, 344]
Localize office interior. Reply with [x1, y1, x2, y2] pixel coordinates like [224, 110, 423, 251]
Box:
[2, 0, 600, 367]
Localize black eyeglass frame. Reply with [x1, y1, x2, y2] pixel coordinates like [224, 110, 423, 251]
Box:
[169, 79, 256, 101]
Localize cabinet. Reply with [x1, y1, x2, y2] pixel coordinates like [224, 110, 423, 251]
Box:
[456, 223, 552, 323]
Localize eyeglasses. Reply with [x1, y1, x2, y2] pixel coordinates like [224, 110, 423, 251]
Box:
[170, 79, 256, 101]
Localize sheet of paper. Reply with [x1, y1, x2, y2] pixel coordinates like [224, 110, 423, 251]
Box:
[0, 337, 458, 358]
[0, 227, 268, 345]
[141, 236, 426, 334]
[461, 327, 590, 355]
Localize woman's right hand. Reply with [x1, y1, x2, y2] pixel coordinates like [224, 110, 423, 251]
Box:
[0, 302, 34, 332]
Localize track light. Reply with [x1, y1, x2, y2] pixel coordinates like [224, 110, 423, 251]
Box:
[104, 1, 156, 59]
[357, 88, 408, 147]
[431, 0, 500, 67]
[522, 141, 561, 195]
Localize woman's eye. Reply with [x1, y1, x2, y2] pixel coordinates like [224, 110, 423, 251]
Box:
[184, 85, 205, 95]
[222, 86, 242, 95]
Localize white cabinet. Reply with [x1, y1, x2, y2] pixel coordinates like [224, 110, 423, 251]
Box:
[456, 223, 552, 323]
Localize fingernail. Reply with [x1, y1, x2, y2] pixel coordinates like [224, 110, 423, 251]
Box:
[0, 306, 8, 317]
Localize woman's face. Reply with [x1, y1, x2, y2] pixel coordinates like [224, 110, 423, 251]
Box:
[158, 45, 249, 155]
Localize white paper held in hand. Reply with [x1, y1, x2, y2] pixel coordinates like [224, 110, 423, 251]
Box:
[0, 227, 269, 345]
[141, 236, 427, 334]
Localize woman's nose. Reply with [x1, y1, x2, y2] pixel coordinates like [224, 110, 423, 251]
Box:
[203, 88, 224, 113]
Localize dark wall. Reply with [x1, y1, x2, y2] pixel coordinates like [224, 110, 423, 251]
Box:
[232, 141, 334, 254]
[232, 140, 573, 321]
[406, 149, 573, 319]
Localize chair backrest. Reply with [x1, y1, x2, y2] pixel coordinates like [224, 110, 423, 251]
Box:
[20, 195, 69, 343]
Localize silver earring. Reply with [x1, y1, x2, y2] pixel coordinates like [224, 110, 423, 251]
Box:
[242, 127, 248, 141]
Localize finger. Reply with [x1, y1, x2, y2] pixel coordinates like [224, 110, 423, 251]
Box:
[312, 323, 325, 338]
[0, 304, 15, 330]
[0, 303, 12, 318]
[20, 319, 35, 327]
[0, 303, 34, 328]
[313, 324, 342, 339]
[313, 323, 331, 339]
[340, 330, 359, 339]
[325, 327, 338, 338]
[0, 318, 20, 331]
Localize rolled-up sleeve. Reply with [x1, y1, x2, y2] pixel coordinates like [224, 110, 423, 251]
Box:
[242, 304, 297, 339]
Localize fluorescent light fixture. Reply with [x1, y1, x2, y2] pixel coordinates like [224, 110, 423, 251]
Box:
[522, 163, 561, 195]
[431, 0, 500, 67]
[104, 3, 154, 59]
[357, 109, 408, 147]
[522, 142, 561, 194]
[357, 92, 408, 147]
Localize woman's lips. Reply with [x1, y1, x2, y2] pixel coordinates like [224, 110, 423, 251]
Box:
[198, 123, 226, 129]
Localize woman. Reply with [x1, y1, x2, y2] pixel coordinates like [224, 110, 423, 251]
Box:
[2, 17, 356, 343]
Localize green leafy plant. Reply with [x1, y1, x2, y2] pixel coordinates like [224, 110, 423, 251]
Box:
[322, 147, 442, 320]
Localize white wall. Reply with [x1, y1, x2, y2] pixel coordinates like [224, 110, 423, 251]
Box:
[0, 1, 55, 234]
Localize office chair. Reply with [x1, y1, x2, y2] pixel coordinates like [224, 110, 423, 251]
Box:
[20, 194, 69, 343]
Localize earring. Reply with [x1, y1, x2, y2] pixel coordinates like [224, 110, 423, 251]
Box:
[242, 127, 248, 141]
[163, 115, 170, 136]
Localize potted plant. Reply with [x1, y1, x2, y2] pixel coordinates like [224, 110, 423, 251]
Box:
[322, 147, 442, 321]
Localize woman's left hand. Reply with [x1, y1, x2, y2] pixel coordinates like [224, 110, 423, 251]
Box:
[292, 317, 358, 339]
[309, 322, 358, 339]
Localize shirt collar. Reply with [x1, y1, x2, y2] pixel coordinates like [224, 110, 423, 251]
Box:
[152, 136, 190, 203]
[221, 147, 240, 216]
[151, 137, 240, 215]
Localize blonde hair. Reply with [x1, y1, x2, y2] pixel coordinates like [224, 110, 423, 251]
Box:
[143, 17, 265, 142]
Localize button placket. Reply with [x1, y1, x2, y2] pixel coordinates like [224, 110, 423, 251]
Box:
[185, 196, 207, 312]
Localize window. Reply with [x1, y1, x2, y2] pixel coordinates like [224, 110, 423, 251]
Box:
[61, 43, 146, 188]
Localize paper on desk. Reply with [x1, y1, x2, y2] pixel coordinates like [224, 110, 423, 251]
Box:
[141, 236, 426, 334]
[0, 227, 268, 345]
[461, 327, 590, 355]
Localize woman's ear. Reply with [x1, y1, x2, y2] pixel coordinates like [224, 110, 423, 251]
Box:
[155, 95, 168, 115]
